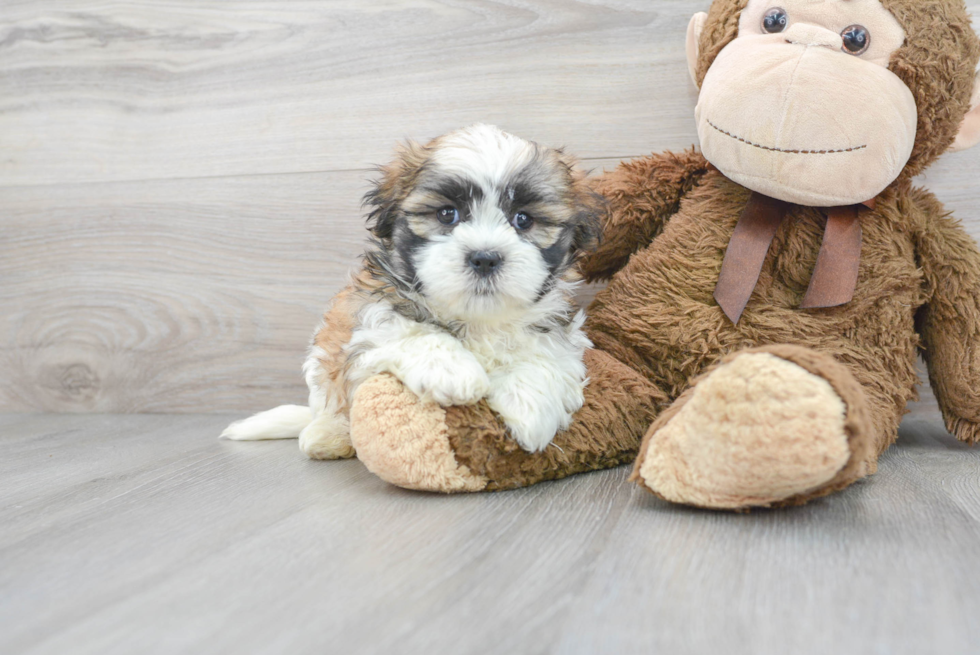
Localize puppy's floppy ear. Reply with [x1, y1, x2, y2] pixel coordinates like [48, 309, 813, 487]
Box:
[364, 139, 428, 240]
[569, 170, 606, 254]
[553, 149, 604, 254]
[363, 165, 399, 241]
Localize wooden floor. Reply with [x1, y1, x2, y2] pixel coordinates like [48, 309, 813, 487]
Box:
[2, 410, 980, 655]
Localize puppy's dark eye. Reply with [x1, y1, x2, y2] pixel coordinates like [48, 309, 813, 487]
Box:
[762, 7, 788, 33]
[841, 25, 870, 55]
[512, 212, 534, 231]
[436, 207, 460, 226]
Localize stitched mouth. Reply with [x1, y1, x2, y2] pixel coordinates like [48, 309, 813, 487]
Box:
[707, 119, 867, 154]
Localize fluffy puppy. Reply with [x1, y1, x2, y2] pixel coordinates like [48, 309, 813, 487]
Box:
[222, 124, 603, 458]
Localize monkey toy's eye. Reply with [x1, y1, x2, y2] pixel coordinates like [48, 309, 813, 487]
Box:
[436, 207, 460, 226]
[762, 7, 788, 33]
[841, 25, 870, 55]
[512, 212, 534, 231]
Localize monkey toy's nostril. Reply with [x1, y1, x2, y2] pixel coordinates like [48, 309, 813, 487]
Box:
[467, 251, 503, 277]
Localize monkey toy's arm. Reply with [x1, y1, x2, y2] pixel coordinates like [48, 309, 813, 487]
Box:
[579, 148, 710, 282]
[912, 189, 980, 444]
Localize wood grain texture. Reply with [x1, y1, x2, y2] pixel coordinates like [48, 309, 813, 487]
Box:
[1, 172, 367, 412]
[1, 413, 978, 655]
[0, 0, 700, 187]
[1, 0, 979, 419]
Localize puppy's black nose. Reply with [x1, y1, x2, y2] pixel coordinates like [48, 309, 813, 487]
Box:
[467, 250, 503, 277]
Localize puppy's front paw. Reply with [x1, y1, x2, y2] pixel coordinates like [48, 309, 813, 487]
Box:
[488, 374, 584, 452]
[507, 414, 565, 453]
[489, 392, 574, 453]
[402, 351, 490, 406]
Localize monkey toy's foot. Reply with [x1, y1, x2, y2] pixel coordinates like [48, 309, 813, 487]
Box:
[348, 350, 662, 493]
[348, 373, 489, 492]
[632, 345, 877, 510]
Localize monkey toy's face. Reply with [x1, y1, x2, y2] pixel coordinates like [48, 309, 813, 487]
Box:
[691, 0, 918, 206]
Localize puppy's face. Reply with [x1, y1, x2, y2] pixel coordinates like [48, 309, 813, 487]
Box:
[366, 125, 602, 323]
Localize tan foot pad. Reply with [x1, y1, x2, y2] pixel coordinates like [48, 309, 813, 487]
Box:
[349, 374, 488, 493]
[637, 352, 851, 509]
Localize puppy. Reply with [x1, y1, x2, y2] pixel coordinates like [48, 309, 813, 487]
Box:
[222, 124, 603, 458]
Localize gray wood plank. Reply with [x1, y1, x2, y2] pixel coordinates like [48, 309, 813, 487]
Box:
[0, 172, 367, 413]
[1, 414, 979, 655]
[0, 0, 703, 187]
[0, 414, 634, 655]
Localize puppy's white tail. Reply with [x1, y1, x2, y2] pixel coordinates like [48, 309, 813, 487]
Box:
[220, 405, 312, 441]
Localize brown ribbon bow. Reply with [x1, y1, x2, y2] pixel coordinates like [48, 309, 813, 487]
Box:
[714, 192, 873, 324]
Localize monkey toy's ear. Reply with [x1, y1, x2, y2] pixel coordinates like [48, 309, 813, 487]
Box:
[686, 12, 708, 86]
[951, 70, 980, 152]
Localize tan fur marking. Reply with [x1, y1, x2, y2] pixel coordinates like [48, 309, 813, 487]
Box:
[311, 272, 371, 416]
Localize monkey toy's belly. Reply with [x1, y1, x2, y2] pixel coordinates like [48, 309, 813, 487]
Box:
[584, 172, 927, 437]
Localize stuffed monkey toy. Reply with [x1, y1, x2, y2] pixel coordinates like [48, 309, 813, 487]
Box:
[346, 0, 980, 510]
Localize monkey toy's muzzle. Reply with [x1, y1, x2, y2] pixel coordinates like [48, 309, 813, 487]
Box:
[695, 33, 917, 207]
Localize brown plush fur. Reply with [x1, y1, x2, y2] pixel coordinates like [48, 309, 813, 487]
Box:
[586, 165, 925, 455]
[911, 188, 980, 444]
[583, 154, 980, 503]
[578, 149, 711, 282]
[347, 0, 980, 510]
